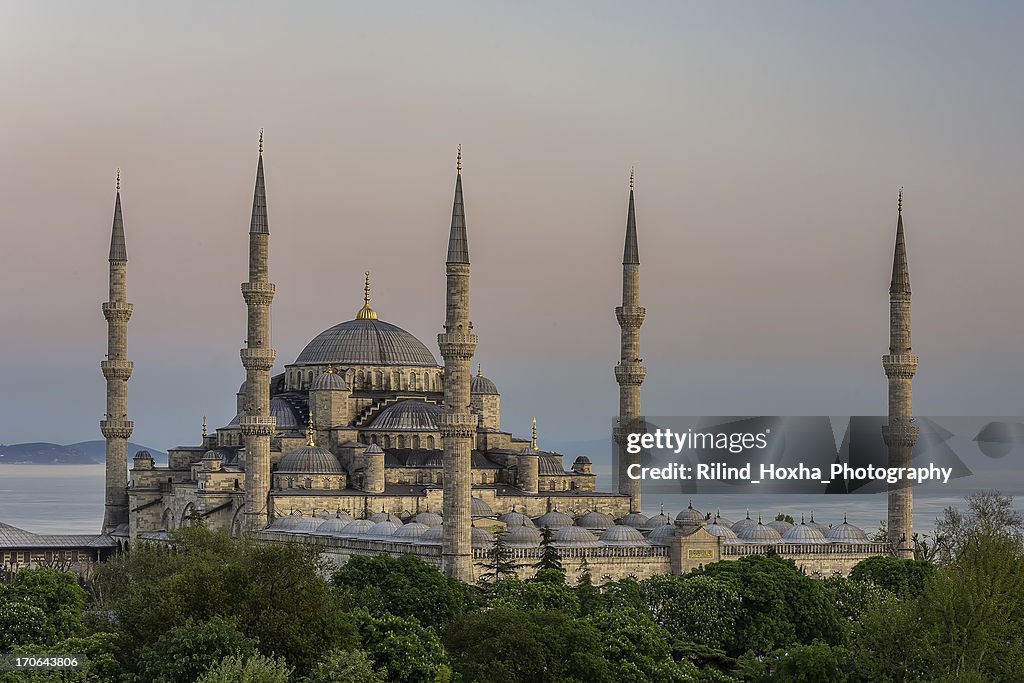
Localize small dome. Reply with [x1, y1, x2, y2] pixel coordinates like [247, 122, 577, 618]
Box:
[498, 510, 534, 528]
[133, 449, 153, 460]
[366, 520, 403, 539]
[367, 400, 442, 432]
[365, 444, 384, 455]
[767, 519, 794, 535]
[289, 516, 326, 533]
[310, 369, 349, 391]
[806, 513, 829, 535]
[712, 512, 735, 528]
[471, 497, 495, 518]
[675, 503, 705, 529]
[202, 450, 221, 461]
[730, 512, 758, 536]
[393, 522, 430, 540]
[642, 511, 673, 531]
[825, 517, 868, 542]
[705, 522, 738, 540]
[600, 524, 647, 545]
[782, 521, 828, 544]
[737, 521, 783, 543]
[419, 525, 444, 544]
[617, 512, 650, 529]
[471, 373, 499, 395]
[268, 510, 304, 530]
[646, 524, 677, 546]
[575, 511, 616, 531]
[294, 318, 438, 367]
[472, 527, 495, 548]
[277, 445, 343, 474]
[503, 524, 542, 547]
[368, 511, 403, 524]
[316, 512, 356, 535]
[534, 509, 574, 530]
[412, 512, 443, 527]
[553, 526, 600, 547]
[227, 397, 305, 431]
[338, 519, 376, 536]
[573, 455, 592, 465]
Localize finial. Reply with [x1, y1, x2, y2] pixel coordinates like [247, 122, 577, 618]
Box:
[810, 510, 815, 522]
[355, 271, 378, 320]
[746, 508, 750, 520]
[259, 128, 264, 156]
[688, 497, 693, 509]
[843, 511, 848, 524]
[326, 364, 334, 374]
[629, 166, 634, 191]
[531, 417, 538, 451]
[477, 363, 483, 377]
[898, 187, 903, 214]
[306, 411, 315, 447]
[115, 168, 121, 193]
[202, 416, 207, 439]
[660, 503, 664, 514]
[456, 144, 462, 175]
[758, 513, 763, 524]
[800, 513, 806, 525]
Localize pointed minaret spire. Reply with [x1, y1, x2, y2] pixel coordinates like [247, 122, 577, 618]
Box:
[446, 145, 469, 263]
[890, 188, 910, 295]
[101, 169, 133, 533]
[623, 169, 639, 265]
[250, 132, 268, 235]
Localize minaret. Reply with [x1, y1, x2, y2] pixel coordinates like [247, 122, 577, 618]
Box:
[613, 169, 646, 513]
[882, 189, 918, 559]
[101, 169, 133, 533]
[240, 131, 277, 533]
[438, 145, 478, 582]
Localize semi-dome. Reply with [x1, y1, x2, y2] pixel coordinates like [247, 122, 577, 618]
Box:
[412, 512, 443, 527]
[782, 521, 828, 544]
[600, 524, 646, 545]
[471, 372, 499, 395]
[393, 522, 430, 540]
[367, 400, 442, 432]
[646, 524, 677, 546]
[289, 516, 326, 533]
[553, 526, 600, 547]
[575, 511, 616, 531]
[338, 519, 375, 536]
[617, 512, 650, 529]
[503, 524, 542, 547]
[310, 368, 349, 391]
[825, 515, 868, 542]
[534, 509, 574, 530]
[737, 521, 783, 543]
[316, 511, 356, 535]
[294, 318, 438, 367]
[705, 522, 738, 540]
[730, 511, 758, 536]
[277, 444, 343, 474]
[471, 497, 495, 518]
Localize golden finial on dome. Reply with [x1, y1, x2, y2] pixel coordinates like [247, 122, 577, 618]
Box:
[116, 168, 121, 193]
[355, 271, 378, 320]
[259, 128, 264, 156]
[457, 144, 462, 175]
[629, 166, 634, 191]
[307, 411, 316, 447]
[532, 417, 538, 452]
[326, 364, 334, 374]
[477, 363, 483, 377]
[202, 416, 207, 439]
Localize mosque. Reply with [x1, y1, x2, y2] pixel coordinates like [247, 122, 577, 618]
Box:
[93, 135, 916, 583]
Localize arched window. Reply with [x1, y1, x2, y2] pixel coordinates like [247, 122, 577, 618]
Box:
[427, 435, 435, 449]
[384, 435, 391, 448]
[412, 435, 420, 449]
[287, 477, 294, 489]
[397, 435, 405, 449]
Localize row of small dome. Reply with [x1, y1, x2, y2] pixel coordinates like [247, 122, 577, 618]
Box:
[672, 504, 870, 544]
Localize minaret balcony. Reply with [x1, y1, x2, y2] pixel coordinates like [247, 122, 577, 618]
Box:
[241, 282, 276, 306]
[238, 415, 276, 437]
[882, 354, 919, 378]
[615, 306, 646, 328]
[614, 362, 647, 386]
[102, 301, 133, 321]
[100, 419, 134, 440]
[101, 359, 134, 380]
[438, 413, 478, 439]
[240, 347, 276, 371]
[438, 332, 478, 361]
[882, 420, 920, 448]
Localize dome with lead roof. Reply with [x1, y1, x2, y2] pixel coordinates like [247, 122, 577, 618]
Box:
[575, 511, 616, 531]
[617, 512, 650, 529]
[498, 510, 534, 528]
[288, 516, 326, 533]
[393, 522, 430, 540]
[825, 515, 868, 542]
[782, 521, 828, 544]
[412, 512, 443, 527]
[315, 512, 356, 535]
[646, 524, 677, 546]
[705, 521, 738, 540]
[277, 444, 343, 474]
[338, 519, 376, 536]
[472, 527, 495, 548]
[471, 370, 499, 395]
[366, 520, 403, 539]
[310, 368, 349, 391]
[534, 509, 574, 530]
[295, 318, 438, 367]
[367, 400, 443, 432]
[471, 497, 495, 518]
[504, 524, 542, 547]
[553, 526, 600, 547]
[731, 511, 758, 536]
[600, 524, 646, 545]
[268, 510, 304, 531]
[737, 521, 783, 543]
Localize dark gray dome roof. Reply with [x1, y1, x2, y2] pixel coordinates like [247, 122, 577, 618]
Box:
[642, 512, 672, 530]
[617, 512, 649, 529]
[367, 400, 442, 432]
[368, 511, 403, 524]
[575, 511, 616, 531]
[471, 374, 499, 395]
[538, 455, 567, 476]
[599, 524, 646, 545]
[534, 510, 574, 530]
[310, 369, 349, 391]
[767, 519, 794, 534]
[782, 522, 827, 543]
[288, 516, 326, 533]
[268, 510, 304, 530]
[553, 526, 600, 547]
[498, 511, 534, 528]
[366, 520, 403, 538]
[675, 503, 705, 528]
[737, 521, 783, 543]
[294, 318, 438, 367]
[338, 519, 376, 536]
[504, 524, 542, 547]
[730, 513, 758, 536]
[806, 513, 829, 534]
[825, 518, 868, 542]
[705, 522, 738, 540]
[228, 397, 304, 431]
[393, 522, 429, 540]
[277, 445, 342, 473]
[472, 527, 495, 548]
[471, 497, 495, 518]
[418, 525, 444, 544]
[315, 512, 356, 534]
[646, 524, 677, 546]
[412, 512, 443, 527]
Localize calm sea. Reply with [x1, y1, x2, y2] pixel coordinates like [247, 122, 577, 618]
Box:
[0, 463, 988, 537]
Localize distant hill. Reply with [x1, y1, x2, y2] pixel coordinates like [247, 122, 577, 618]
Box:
[0, 441, 167, 465]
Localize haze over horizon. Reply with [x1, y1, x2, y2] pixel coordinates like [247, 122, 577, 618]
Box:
[2, 2, 1023, 451]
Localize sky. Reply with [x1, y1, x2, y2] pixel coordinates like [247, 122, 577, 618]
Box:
[1, 1, 1023, 452]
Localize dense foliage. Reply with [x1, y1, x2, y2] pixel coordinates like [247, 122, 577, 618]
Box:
[0, 491, 1021, 681]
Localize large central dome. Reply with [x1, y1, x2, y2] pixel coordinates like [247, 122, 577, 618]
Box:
[294, 318, 438, 367]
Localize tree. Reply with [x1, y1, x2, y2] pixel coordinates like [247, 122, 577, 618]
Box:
[195, 653, 292, 683]
[351, 610, 451, 683]
[586, 607, 697, 682]
[445, 607, 612, 683]
[932, 490, 1023, 564]
[775, 513, 795, 524]
[7, 568, 87, 644]
[0, 597, 46, 651]
[135, 616, 258, 683]
[302, 649, 386, 683]
[756, 641, 851, 682]
[331, 554, 478, 630]
[534, 526, 564, 574]
[641, 574, 741, 651]
[847, 556, 934, 597]
[485, 576, 580, 615]
[480, 530, 519, 582]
